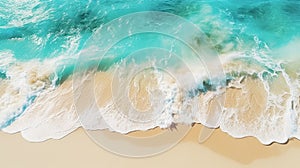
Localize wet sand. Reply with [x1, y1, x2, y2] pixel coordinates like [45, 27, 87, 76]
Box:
[1, 69, 299, 167]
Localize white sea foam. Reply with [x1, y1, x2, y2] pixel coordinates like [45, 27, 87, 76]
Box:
[0, 48, 82, 141]
[1, 46, 300, 145]
[0, 51, 53, 129]
[3, 78, 80, 142]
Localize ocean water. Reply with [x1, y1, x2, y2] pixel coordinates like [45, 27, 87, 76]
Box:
[0, 0, 299, 144]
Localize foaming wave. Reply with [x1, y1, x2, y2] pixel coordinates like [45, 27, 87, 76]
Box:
[1, 49, 300, 144]
[0, 52, 53, 129]
[0, 0, 299, 145]
[3, 78, 80, 142]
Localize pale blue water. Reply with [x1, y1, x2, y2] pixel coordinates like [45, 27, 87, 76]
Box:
[0, 0, 299, 143]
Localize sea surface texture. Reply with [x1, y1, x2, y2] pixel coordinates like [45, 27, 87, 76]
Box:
[0, 0, 299, 144]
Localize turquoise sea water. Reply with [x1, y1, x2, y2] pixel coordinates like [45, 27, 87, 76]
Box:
[0, 0, 299, 143]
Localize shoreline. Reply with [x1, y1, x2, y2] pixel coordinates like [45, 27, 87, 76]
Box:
[2, 66, 299, 145]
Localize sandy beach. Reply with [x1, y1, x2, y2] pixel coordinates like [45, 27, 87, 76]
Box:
[1, 125, 300, 168]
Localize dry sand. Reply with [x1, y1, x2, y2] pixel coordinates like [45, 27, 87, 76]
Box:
[1, 126, 300, 168]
